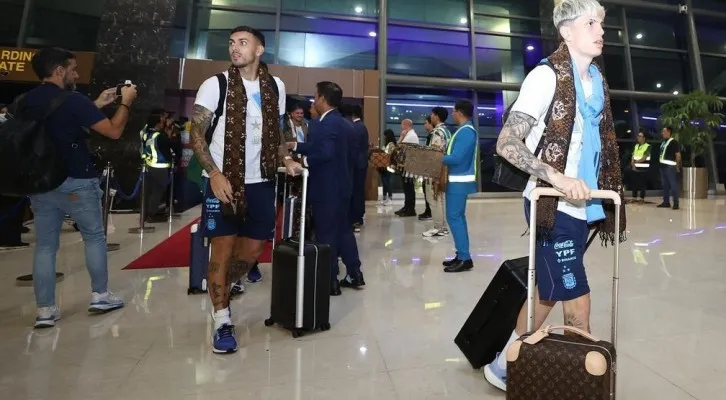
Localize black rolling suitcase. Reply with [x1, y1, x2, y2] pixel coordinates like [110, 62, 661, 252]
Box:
[265, 168, 331, 337]
[455, 217, 600, 369]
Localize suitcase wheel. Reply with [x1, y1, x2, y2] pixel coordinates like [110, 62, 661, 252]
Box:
[320, 323, 331, 331]
[187, 288, 208, 295]
[264, 318, 275, 327]
[292, 329, 303, 338]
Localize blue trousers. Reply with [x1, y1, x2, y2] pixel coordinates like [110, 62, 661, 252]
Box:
[660, 166, 679, 205]
[350, 167, 367, 225]
[445, 191, 471, 261]
[312, 199, 362, 280]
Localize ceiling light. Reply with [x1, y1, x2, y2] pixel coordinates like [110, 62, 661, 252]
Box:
[526, 45, 535, 51]
[354, 5, 363, 14]
[368, 31, 377, 37]
[460, 17, 468, 24]
[656, 82, 662, 89]
[673, 90, 679, 95]
[635, 33, 643, 40]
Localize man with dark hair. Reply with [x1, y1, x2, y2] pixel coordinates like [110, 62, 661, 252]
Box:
[658, 126, 681, 209]
[343, 104, 370, 232]
[422, 107, 451, 238]
[140, 108, 174, 223]
[20, 46, 137, 328]
[288, 81, 364, 296]
[189, 26, 299, 354]
[441, 100, 477, 273]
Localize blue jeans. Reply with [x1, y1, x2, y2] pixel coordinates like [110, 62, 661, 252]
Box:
[660, 166, 679, 205]
[29, 178, 108, 307]
[379, 170, 392, 199]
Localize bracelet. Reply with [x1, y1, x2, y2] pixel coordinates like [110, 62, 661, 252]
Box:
[119, 104, 130, 111]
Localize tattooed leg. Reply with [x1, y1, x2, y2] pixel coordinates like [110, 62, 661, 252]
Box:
[229, 237, 266, 283]
[562, 294, 591, 333]
[209, 236, 236, 311]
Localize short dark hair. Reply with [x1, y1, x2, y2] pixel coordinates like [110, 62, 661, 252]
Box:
[663, 126, 673, 134]
[31, 47, 76, 80]
[431, 107, 448, 123]
[230, 26, 265, 47]
[454, 99, 474, 119]
[425, 115, 432, 124]
[349, 104, 363, 119]
[287, 101, 304, 114]
[316, 81, 343, 108]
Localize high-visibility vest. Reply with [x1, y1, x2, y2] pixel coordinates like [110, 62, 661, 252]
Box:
[632, 143, 651, 169]
[446, 124, 478, 183]
[659, 138, 677, 166]
[140, 128, 171, 168]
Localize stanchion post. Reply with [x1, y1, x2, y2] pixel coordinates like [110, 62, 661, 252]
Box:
[168, 159, 175, 223]
[103, 162, 120, 251]
[129, 162, 156, 234]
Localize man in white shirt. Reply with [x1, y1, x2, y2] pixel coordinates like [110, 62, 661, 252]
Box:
[188, 26, 300, 355]
[485, 0, 623, 391]
[396, 119, 419, 216]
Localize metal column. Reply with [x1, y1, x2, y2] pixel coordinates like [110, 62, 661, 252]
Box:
[620, 7, 640, 135]
[274, 0, 282, 64]
[16, 0, 33, 48]
[468, 0, 481, 191]
[378, 0, 388, 144]
[684, 0, 719, 192]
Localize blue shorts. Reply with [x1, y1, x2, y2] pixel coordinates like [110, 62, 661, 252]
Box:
[201, 178, 276, 240]
[524, 200, 590, 302]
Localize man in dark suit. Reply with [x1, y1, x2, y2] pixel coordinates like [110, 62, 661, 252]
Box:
[287, 82, 364, 296]
[343, 104, 370, 232]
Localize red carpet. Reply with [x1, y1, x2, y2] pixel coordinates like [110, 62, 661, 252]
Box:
[123, 217, 274, 270]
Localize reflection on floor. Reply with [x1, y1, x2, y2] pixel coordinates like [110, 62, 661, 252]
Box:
[0, 197, 724, 400]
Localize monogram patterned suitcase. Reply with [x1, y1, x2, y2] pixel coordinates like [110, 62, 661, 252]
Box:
[506, 188, 622, 400]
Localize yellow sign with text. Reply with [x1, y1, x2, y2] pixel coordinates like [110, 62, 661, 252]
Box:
[0, 47, 95, 84]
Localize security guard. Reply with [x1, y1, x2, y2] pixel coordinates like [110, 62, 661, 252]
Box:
[658, 126, 681, 210]
[140, 110, 173, 222]
[630, 130, 651, 202]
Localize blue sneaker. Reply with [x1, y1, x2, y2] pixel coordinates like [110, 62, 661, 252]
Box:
[483, 352, 507, 391]
[89, 292, 125, 313]
[213, 324, 238, 354]
[246, 263, 262, 283]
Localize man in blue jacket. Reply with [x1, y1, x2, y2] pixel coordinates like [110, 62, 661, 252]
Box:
[344, 104, 370, 232]
[289, 82, 364, 296]
[442, 100, 478, 273]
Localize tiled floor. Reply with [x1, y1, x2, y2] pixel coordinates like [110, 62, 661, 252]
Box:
[1, 197, 724, 399]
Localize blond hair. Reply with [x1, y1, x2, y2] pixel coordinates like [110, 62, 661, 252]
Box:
[553, 0, 606, 28]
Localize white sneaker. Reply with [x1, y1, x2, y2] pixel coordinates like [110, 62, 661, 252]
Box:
[34, 306, 61, 329]
[89, 291, 125, 313]
[384, 198, 392, 206]
[422, 229, 446, 238]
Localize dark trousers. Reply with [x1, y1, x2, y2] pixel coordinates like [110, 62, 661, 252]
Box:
[350, 167, 367, 225]
[312, 199, 361, 281]
[631, 171, 647, 199]
[144, 167, 170, 219]
[402, 176, 416, 211]
[422, 183, 431, 214]
[379, 169, 392, 199]
[0, 195, 25, 245]
[660, 166, 679, 205]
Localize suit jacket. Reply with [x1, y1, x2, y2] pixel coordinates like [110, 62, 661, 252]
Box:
[352, 119, 369, 171]
[294, 109, 353, 203]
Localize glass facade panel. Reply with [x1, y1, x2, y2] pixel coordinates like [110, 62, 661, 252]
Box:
[281, 0, 378, 18]
[626, 10, 687, 50]
[200, 0, 275, 9]
[599, 46, 627, 90]
[25, 0, 103, 51]
[389, 0, 469, 27]
[631, 49, 690, 94]
[702, 55, 726, 98]
[191, 9, 276, 62]
[696, 17, 726, 55]
[388, 25, 470, 78]
[0, 0, 25, 47]
[475, 34, 553, 83]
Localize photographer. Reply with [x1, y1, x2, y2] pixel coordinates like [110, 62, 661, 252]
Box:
[22, 47, 137, 328]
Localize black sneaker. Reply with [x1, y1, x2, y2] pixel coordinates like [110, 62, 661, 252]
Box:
[672, 204, 679, 210]
[418, 212, 432, 221]
[657, 203, 671, 208]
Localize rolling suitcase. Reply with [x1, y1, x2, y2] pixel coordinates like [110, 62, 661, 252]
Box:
[455, 227, 599, 369]
[187, 222, 210, 294]
[506, 188, 622, 400]
[265, 168, 332, 338]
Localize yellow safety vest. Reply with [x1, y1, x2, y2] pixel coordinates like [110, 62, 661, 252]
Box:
[659, 138, 677, 166]
[140, 128, 171, 168]
[632, 143, 651, 169]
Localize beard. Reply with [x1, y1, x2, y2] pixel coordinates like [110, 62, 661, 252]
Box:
[64, 80, 77, 92]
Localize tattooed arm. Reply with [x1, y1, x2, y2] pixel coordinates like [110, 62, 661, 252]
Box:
[189, 104, 219, 175]
[495, 111, 591, 200]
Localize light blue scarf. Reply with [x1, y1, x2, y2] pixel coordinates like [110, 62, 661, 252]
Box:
[572, 58, 605, 223]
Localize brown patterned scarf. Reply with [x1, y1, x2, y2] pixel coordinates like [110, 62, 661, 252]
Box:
[536, 43, 626, 246]
[222, 62, 280, 219]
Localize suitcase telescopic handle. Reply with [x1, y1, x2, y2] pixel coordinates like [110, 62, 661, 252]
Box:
[526, 188, 622, 348]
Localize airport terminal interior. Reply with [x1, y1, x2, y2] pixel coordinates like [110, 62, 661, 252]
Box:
[2, 0, 726, 399]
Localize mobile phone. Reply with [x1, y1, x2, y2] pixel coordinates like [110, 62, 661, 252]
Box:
[115, 80, 133, 96]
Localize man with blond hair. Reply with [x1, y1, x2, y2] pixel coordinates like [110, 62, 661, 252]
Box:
[484, 0, 626, 390]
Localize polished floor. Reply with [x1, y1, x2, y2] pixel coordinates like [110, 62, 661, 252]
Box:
[0, 196, 724, 400]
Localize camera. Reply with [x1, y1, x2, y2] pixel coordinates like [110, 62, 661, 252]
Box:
[115, 80, 133, 96]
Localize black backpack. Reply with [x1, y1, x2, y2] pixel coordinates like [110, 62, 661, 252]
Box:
[491, 60, 556, 191]
[206, 73, 280, 145]
[0, 92, 70, 196]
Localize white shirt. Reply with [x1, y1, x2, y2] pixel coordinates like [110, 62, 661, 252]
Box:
[194, 72, 286, 183]
[511, 65, 593, 220]
[401, 129, 419, 144]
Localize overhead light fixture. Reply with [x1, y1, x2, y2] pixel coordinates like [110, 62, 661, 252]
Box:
[526, 45, 535, 51]
[354, 5, 363, 13]
[635, 33, 643, 40]
[656, 82, 662, 89]
[460, 17, 468, 24]
[368, 31, 377, 37]
[673, 90, 679, 95]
